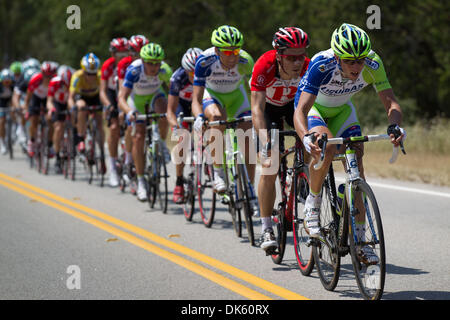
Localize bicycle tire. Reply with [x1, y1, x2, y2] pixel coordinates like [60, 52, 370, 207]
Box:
[348, 179, 386, 300]
[6, 114, 13, 160]
[236, 163, 255, 246]
[42, 125, 50, 175]
[87, 126, 96, 184]
[313, 174, 341, 291]
[197, 157, 216, 227]
[156, 151, 168, 213]
[271, 207, 287, 264]
[182, 162, 196, 221]
[292, 167, 315, 276]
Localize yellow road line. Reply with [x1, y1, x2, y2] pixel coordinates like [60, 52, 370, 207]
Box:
[0, 172, 309, 300]
[0, 178, 271, 300]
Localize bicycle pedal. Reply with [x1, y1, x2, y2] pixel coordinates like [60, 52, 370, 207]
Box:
[264, 247, 278, 256]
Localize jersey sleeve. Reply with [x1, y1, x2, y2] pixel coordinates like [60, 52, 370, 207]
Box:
[362, 51, 392, 92]
[193, 53, 215, 87]
[250, 52, 271, 92]
[47, 79, 57, 97]
[169, 68, 183, 96]
[27, 73, 42, 92]
[238, 49, 254, 77]
[299, 56, 335, 96]
[69, 71, 80, 94]
[123, 65, 139, 89]
[159, 62, 173, 87]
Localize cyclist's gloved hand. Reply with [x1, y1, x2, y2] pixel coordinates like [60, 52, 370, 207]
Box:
[127, 110, 137, 123]
[387, 124, 406, 143]
[302, 133, 316, 154]
[194, 114, 205, 133]
[261, 142, 271, 159]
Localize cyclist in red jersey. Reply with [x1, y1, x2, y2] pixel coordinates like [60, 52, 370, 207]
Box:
[116, 35, 149, 179]
[100, 37, 129, 187]
[21, 61, 58, 157]
[250, 27, 310, 254]
[47, 67, 73, 173]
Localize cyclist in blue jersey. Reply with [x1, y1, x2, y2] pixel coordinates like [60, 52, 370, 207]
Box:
[192, 25, 255, 192]
[167, 47, 203, 204]
[118, 43, 173, 201]
[293, 23, 406, 264]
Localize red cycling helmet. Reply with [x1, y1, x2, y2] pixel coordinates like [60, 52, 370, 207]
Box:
[128, 35, 149, 54]
[41, 61, 58, 77]
[272, 27, 309, 51]
[109, 37, 129, 53]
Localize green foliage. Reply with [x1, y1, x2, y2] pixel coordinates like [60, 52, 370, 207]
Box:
[1, 0, 448, 121]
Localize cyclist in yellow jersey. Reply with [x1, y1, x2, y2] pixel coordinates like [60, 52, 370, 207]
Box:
[68, 53, 104, 171]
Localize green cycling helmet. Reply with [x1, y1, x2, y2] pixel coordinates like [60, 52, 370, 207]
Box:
[10, 61, 23, 74]
[331, 23, 371, 60]
[140, 43, 165, 61]
[211, 25, 244, 48]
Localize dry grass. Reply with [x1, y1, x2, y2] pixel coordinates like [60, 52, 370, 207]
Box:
[166, 118, 450, 187]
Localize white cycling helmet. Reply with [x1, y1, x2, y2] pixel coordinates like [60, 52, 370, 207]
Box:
[181, 47, 203, 72]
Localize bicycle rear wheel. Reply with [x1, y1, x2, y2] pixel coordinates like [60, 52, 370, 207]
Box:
[312, 175, 341, 291]
[156, 151, 168, 213]
[292, 167, 315, 276]
[197, 155, 216, 227]
[348, 180, 386, 300]
[236, 163, 255, 246]
[182, 163, 196, 221]
[6, 114, 14, 160]
[271, 207, 287, 264]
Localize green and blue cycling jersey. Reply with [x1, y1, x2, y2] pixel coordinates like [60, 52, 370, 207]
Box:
[193, 47, 254, 119]
[294, 48, 391, 137]
[123, 59, 172, 114]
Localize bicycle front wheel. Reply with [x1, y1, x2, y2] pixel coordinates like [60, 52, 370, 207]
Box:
[236, 163, 255, 246]
[197, 156, 216, 227]
[348, 180, 386, 300]
[292, 167, 315, 276]
[182, 163, 196, 221]
[313, 175, 341, 291]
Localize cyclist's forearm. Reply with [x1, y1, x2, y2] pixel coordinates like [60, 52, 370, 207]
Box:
[379, 88, 402, 125]
[192, 85, 204, 117]
[99, 81, 111, 106]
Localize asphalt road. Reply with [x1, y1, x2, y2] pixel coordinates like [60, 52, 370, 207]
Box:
[1, 144, 449, 301]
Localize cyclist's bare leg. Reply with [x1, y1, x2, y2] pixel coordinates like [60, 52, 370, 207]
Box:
[237, 120, 255, 184]
[309, 125, 335, 195]
[0, 116, 5, 139]
[29, 115, 39, 141]
[204, 103, 226, 166]
[258, 151, 279, 219]
[132, 123, 146, 176]
[94, 112, 105, 145]
[76, 100, 87, 138]
[154, 96, 168, 140]
[108, 117, 120, 158]
[53, 120, 64, 154]
[340, 143, 366, 224]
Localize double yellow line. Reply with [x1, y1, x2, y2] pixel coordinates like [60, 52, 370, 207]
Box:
[0, 172, 308, 300]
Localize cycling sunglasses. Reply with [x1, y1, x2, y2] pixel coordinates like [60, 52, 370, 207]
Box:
[218, 47, 241, 56]
[143, 60, 162, 65]
[279, 53, 307, 62]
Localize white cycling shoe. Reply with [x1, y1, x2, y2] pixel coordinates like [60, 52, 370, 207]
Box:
[213, 175, 226, 193]
[137, 181, 147, 202]
[303, 206, 321, 238]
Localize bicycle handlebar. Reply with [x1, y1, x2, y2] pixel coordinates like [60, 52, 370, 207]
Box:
[208, 115, 252, 127]
[135, 113, 166, 121]
[313, 133, 405, 170]
[176, 112, 195, 126]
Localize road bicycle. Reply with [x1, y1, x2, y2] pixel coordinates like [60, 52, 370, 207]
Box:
[172, 113, 201, 224]
[311, 130, 405, 300]
[32, 107, 51, 175]
[135, 111, 168, 213]
[59, 109, 77, 180]
[208, 116, 259, 246]
[268, 129, 315, 275]
[83, 105, 106, 186]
